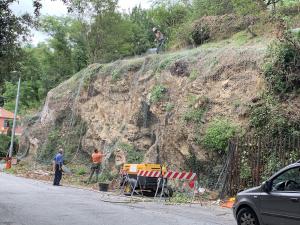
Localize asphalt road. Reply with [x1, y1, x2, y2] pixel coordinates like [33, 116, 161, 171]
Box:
[0, 173, 236, 225]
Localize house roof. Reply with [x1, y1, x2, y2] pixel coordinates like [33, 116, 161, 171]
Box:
[0, 107, 15, 119]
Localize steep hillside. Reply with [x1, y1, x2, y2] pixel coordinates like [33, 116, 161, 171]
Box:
[19, 36, 270, 180]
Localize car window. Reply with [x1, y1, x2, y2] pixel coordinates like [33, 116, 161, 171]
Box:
[272, 167, 300, 192]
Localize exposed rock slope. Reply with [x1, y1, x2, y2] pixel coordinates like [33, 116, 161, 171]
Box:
[21, 38, 269, 170]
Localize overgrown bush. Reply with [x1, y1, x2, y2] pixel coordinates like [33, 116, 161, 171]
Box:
[37, 115, 87, 163]
[165, 102, 175, 112]
[183, 95, 209, 124]
[185, 152, 223, 188]
[76, 167, 88, 176]
[189, 69, 199, 81]
[98, 169, 119, 182]
[249, 94, 300, 136]
[192, 0, 234, 17]
[183, 108, 206, 124]
[37, 129, 61, 162]
[264, 32, 300, 95]
[150, 85, 167, 104]
[0, 134, 10, 157]
[118, 142, 144, 163]
[191, 23, 210, 46]
[203, 119, 237, 153]
[111, 70, 121, 81]
[168, 22, 194, 49]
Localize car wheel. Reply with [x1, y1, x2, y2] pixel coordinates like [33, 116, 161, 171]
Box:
[166, 186, 173, 198]
[237, 207, 260, 225]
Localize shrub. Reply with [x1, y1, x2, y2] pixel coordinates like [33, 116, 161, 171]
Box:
[165, 102, 175, 112]
[192, 0, 234, 17]
[183, 108, 206, 124]
[111, 70, 121, 81]
[191, 23, 210, 46]
[150, 85, 167, 104]
[38, 129, 61, 162]
[168, 22, 195, 49]
[203, 119, 237, 153]
[76, 167, 87, 176]
[250, 103, 296, 136]
[250, 104, 271, 129]
[264, 33, 300, 95]
[118, 142, 144, 163]
[231, 0, 263, 15]
[37, 114, 87, 163]
[98, 170, 119, 182]
[189, 69, 199, 81]
[0, 134, 10, 157]
[183, 95, 209, 124]
[185, 152, 223, 188]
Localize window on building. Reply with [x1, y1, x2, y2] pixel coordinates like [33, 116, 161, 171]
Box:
[4, 120, 11, 128]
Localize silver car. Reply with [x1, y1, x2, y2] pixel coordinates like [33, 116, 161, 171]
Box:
[233, 160, 300, 225]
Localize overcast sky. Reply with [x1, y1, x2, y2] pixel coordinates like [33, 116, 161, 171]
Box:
[11, 0, 151, 45]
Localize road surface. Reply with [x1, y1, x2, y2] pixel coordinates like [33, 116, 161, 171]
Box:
[0, 173, 236, 225]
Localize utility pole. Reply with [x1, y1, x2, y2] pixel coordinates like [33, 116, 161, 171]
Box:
[8, 77, 21, 159]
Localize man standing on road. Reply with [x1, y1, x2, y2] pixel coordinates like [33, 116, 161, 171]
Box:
[53, 148, 64, 186]
[88, 148, 106, 183]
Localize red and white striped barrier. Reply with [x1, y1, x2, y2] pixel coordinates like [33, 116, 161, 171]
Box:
[163, 171, 197, 181]
[137, 170, 161, 178]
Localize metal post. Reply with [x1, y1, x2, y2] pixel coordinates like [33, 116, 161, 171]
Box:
[8, 77, 21, 159]
[120, 173, 127, 195]
[131, 176, 139, 199]
[159, 178, 166, 201]
[190, 180, 197, 207]
[154, 177, 161, 200]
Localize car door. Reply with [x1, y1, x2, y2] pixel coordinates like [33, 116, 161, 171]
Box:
[260, 166, 300, 225]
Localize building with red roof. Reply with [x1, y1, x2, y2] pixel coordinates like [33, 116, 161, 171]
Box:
[0, 108, 23, 136]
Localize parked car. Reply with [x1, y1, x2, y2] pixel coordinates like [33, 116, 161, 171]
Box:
[233, 160, 300, 225]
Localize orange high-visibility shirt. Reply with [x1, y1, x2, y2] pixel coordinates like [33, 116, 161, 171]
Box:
[92, 152, 103, 164]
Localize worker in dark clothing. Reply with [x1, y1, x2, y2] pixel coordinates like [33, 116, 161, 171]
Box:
[153, 27, 165, 54]
[53, 149, 64, 186]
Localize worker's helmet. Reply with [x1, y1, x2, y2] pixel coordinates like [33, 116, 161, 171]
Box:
[152, 27, 158, 33]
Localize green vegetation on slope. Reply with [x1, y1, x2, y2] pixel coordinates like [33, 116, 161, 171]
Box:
[2, 0, 300, 114]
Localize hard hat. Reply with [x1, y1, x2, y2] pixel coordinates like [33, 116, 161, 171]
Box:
[152, 27, 158, 32]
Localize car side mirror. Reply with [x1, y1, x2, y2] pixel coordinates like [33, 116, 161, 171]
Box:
[262, 181, 271, 193]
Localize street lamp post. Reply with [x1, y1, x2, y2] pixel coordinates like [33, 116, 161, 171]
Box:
[6, 77, 21, 168]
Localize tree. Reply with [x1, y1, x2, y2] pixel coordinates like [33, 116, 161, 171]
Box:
[88, 12, 135, 62]
[39, 16, 88, 86]
[192, 0, 234, 17]
[32, 0, 118, 15]
[0, 0, 32, 95]
[128, 6, 153, 55]
[232, 0, 264, 15]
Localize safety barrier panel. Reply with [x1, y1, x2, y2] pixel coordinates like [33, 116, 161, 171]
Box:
[137, 170, 161, 178]
[163, 171, 197, 181]
[129, 170, 163, 199]
[120, 169, 199, 204]
[161, 171, 198, 204]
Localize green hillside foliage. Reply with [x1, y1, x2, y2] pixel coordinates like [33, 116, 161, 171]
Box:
[264, 30, 300, 95]
[1, 0, 300, 113]
[0, 134, 10, 157]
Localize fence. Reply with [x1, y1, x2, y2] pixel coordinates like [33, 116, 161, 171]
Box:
[221, 135, 300, 197]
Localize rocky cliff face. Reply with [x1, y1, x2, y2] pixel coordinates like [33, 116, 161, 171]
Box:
[20, 39, 268, 172]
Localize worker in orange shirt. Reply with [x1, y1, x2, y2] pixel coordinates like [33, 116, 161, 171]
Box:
[87, 148, 106, 183]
